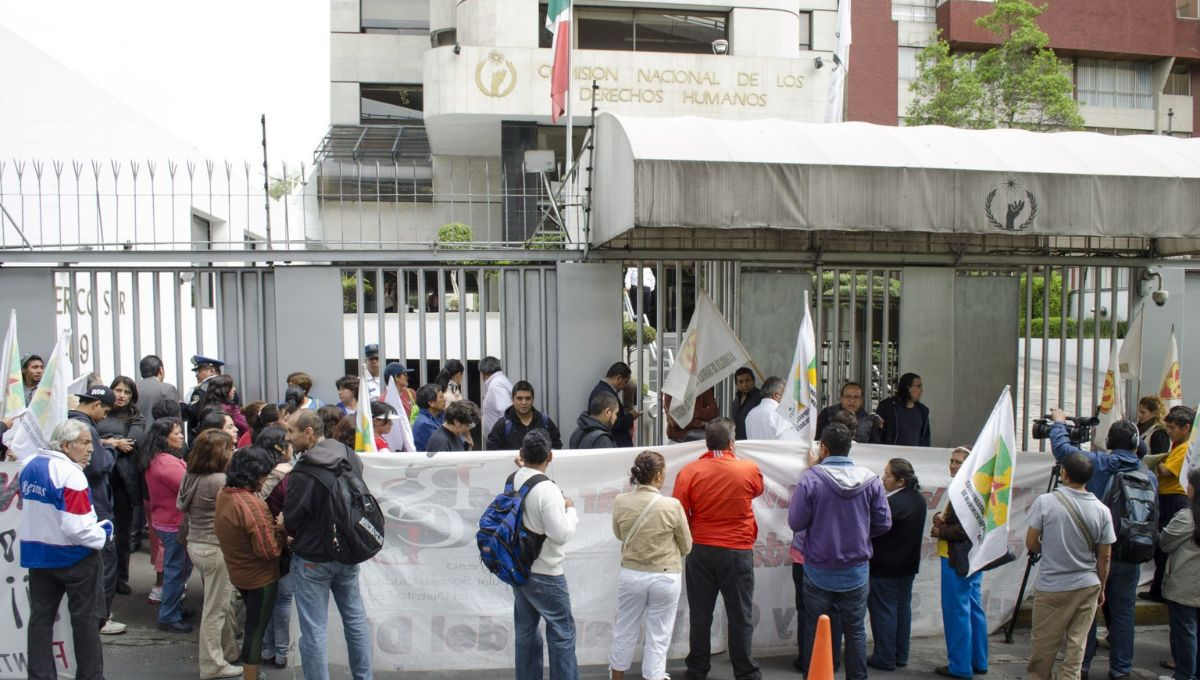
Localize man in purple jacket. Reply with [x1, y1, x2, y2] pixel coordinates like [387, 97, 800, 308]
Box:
[788, 422, 892, 680]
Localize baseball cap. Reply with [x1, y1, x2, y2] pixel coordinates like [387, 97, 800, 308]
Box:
[370, 401, 399, 420]
[76, 385, 116, 407]
[364, 344, 380, 358]
[383, 362, 416, 380]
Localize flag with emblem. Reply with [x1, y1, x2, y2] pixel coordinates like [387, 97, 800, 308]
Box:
[1159, 329, 1182, 408]
[1117, 305, 1143, 379]
[547, 0, 571, 122]
[2, 330, 70, 460]
[948, 386, 1017, 575]
[354, 373, 378, 453]
[661, 291, 753, 427]
[1, 310, 23, 417]
[1092, 340, 1124, 449]
[778, 290, 819, 441]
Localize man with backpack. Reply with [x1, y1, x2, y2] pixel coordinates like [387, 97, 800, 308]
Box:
[486, 380, 563, 451]
[283, 409, 376, 680]
[505, 429, 580, 679]
[1049, 411, 1157, 680]
[569, 392, 619, 449]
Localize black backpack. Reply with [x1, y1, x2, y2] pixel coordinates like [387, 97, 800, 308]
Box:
[293, 455, 386, 565]
[1102, 466, 1159, 564]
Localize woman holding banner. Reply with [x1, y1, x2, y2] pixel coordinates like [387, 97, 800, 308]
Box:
[608, 450, 693, 680]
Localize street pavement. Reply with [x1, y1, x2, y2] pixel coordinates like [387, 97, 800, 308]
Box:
[102, 549, 1177, 679]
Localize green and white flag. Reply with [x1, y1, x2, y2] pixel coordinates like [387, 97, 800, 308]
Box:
[0, 310, 23, 417]
[778, 290, 818, 441]
[948, 386, 1017, 575]
[3, 330, 71, 460]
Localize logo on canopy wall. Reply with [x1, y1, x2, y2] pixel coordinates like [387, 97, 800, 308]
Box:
[985, 177, 1037, 232]
[476, 50, 518, 98]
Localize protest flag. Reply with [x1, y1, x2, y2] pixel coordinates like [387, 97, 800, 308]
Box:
[2, 330, 71, 460]
[0, 310, 23, 417]
[1092, 340, 1124, 449]
[354, 373, 378, 453]
[1159, 329, 1182, 408]
[661, 291, 753, 427]
[948, 386, 1017, 575]
[777, 290, 818, 441]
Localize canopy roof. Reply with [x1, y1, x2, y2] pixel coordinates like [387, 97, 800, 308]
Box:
[590, 113, 1200, 252]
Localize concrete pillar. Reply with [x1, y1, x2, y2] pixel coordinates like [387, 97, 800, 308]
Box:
[554, 262, 621, 425]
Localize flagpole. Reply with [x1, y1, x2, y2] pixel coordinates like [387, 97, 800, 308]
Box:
[564, 7, 573, 186]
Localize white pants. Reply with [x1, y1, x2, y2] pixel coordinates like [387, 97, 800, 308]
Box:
[609, 568, 682, 680]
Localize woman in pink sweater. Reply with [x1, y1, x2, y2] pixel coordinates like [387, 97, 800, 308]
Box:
[141, 417, 193, 632]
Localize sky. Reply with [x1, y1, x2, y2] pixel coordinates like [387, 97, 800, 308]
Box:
[0, 0, 330, 164]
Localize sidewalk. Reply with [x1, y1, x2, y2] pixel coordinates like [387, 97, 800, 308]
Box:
[103, 549, 1175, 679]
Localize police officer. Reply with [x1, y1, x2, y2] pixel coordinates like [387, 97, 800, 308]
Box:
[185, 355, 224, 440]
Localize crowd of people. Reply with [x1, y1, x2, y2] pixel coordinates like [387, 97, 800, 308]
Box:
[9, 340, 1200, 680]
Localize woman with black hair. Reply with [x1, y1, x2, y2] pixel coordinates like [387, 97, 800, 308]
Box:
[281, 386, 307, 416]
[867, 458, 927, 671]
[875, 373, 931, 447]
[142, 417, 192, 633]
[435, 359, 465, 406]
[199, 375, 249, 437]
[97, 375, 147, 596]
[214, 446, 286, 680]
[253, 425, 295, 669]
[197, 406, 239, 442]
[1162, 468, 1200, 679]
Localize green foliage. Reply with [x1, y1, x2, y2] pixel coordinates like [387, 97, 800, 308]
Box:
[268, 172, 302, 200]
[341, 274, 373, 313]
[437, 223, 474, 246]
[818, 272, 901, 305]
[622, 320, 657, 348]
[905, 0, 1083, 131]
[1019, 271, 1064, 318]
[526, 232, 567, 250]
[1021, 317, 1127, 339]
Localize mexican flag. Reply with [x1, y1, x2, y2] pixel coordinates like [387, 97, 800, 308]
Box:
[948, 387, 1017, 575]
[1, 310, 23, 417]
[778, 290, 818, 441]
[546, 0, 571, 122]
[3, 330, 70, 460]
[354, 372, 378, 453]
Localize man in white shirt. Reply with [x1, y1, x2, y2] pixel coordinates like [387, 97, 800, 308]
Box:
[510, 429, 579, 679]
[480, 356, 513, 438]
[624, 267, 657, 324]
[745, 376, 802, 441]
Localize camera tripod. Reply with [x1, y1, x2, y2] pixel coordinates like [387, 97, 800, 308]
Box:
[1002, 463, 1060, 644]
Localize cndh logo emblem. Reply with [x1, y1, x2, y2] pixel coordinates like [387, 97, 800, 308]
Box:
[476, 50, 517, 98]
[985, 177, 1037, 232]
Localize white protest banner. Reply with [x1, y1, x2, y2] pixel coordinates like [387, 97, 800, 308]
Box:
[661, 291, 752, 426]
[777, 290, 818, 441]
[947, 388, 1018, 575]
[305, 439, 1054, 671]
[0, 462, 77, 679]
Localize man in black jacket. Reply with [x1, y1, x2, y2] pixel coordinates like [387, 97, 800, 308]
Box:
[486, 381, 563, 450]
[731, 367, 762, 441]
[589, 362, 636, 447]
[69, 385, 126, 635]
[569, 392, 619, 449]
[283, 409, 372, 680]
[816, 382, 882, 444]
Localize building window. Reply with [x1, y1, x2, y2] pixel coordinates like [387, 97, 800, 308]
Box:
[1179, 0, 1199, 19]
[897, 47, 921, 80]
[1165, 67, 1191, 95]
[892, 0, 936, 22]
[360, 84, 424, 123]
[539, 6, 728, 53]
[798, 12, 812, 51]
[1076, 59, 1153, 110]
[361, 0, 430, 35]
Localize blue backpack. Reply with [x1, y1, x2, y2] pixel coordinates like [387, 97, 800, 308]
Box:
[477, 471, 548, 586]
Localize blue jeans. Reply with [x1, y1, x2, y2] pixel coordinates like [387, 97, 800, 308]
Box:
[868, 574, 915, 669]
[513, 573, 578, 680]
[156, 529, 192, 625]
[262, 570, 295, 661]
[803, 577, 869, 680]
[1168, 600, 1200, 680]
[941, 557, 988, 677]
[1083, 559, 1139, 678]
[292, 556, 373, 680]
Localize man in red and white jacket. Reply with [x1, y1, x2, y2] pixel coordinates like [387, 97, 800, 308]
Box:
[20, 419, 113, 680]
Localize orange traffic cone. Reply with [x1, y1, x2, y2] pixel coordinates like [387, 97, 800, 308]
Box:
[807, 614, 834, 680]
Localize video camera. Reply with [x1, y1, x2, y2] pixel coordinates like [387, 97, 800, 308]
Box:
[1030, 414, 1099, 444]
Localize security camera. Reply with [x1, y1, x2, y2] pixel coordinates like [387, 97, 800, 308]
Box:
[711, 39, 728, 55]
[1153, 289, 1170, 306]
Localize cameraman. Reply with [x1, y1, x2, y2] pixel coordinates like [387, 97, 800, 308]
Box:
[1048, 410, 1155, 680]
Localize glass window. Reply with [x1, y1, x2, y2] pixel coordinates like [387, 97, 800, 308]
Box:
[1165, 67, 1191, 95]
[577, 8, 636, 51]
[892, 0, 936, 22]
[1179, 0, 1199, 19]
[361, 84, 424, 123]
[564, 7, 729, 53]
[1076, 59, 1154, 110]
[798, 12, 812, 51]
[898, 47, 921, 80]
[361, 0, 430, 34]
[539, 5, 552, 48]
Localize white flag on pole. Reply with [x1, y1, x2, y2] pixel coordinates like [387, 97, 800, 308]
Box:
[0, 310, 23, 417]
[2, 330, 71, 460]
[777, 290, 819, 442]
[1092, 340, 1124, 449]
[824, 0, 852, 123]
[382, 374, 416, 453]
[661, 292, 752, 427]
[1159, 330, 1182, 408]
[1117, 305, 1144, 379]
[948, 387, 1018, 574]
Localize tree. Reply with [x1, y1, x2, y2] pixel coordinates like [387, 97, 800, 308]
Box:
[905, 0, 1083, 131]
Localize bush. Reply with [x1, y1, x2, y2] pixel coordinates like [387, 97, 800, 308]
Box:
[622, 320, 657, 347]
[1022, 316, 1128, 339]
[341, 274, 373, 313]
[437, 223, 473, 245]
[527, 232, 567, 249]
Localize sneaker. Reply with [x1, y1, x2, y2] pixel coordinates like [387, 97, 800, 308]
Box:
[147, 586, 162, 604]
[157, 620, 193, 634]
[204, 665, 243, 679]
[100, 618, 127, 635]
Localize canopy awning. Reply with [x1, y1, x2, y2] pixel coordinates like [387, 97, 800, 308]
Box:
[590, 113, 1200, 253]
